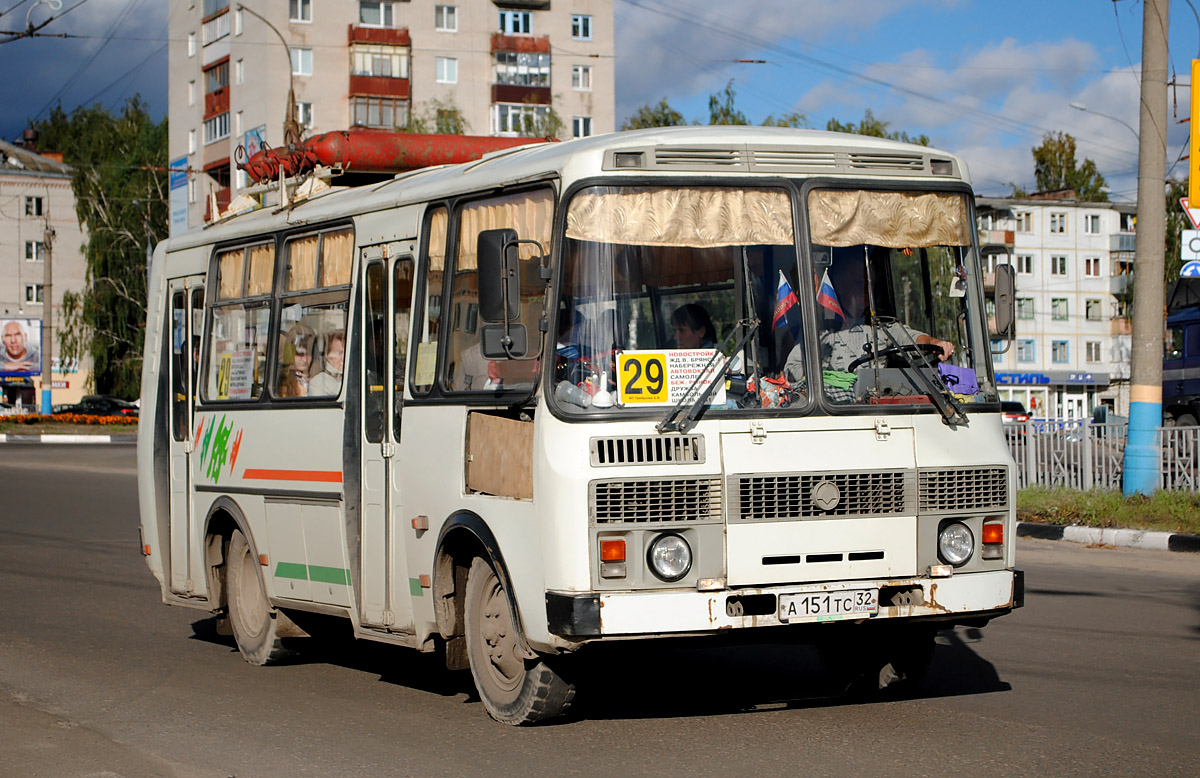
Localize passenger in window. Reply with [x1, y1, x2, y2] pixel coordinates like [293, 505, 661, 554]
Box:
[309, 330, 346, 396]
[671, 304, 716, 349]
[278, 322, 317, 397]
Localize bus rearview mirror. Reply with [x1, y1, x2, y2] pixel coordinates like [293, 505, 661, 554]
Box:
[478, 228, 520, 324]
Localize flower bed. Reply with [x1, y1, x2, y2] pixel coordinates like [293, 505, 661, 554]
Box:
[7, 413, 137, 426]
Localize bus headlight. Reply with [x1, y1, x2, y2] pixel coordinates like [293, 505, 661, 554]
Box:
[938, 522, 974, 567]
[647, 533, 692, 582]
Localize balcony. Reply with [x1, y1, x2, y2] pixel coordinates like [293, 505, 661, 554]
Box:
[204, 86, 229, 119]
[977, 229, 1014, 248]
[349, 75, 410, 99]
[491, 84, 550, 105]
[1110, 317, 1132, 335]
[1110, 275, 1131, 296]
[348, 24, 410, 46]
[1110, 233, 1136, 252]
[202, 11, 230, 46]
[491, 32, 550, 53]
[493, 0, 551, 8]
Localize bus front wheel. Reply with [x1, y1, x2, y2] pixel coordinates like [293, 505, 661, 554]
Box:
[226, 529, 289, 665]
[465, 556, 574, 724]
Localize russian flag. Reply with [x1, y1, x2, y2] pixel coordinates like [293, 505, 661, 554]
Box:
[773, 270, 799, 329]
[817, 268, 845, 322]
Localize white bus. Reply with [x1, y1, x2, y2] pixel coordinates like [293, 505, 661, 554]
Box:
[138, 126, 1023, 724]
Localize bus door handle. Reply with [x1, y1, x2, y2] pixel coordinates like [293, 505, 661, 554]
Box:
[381, 441, 395, 458]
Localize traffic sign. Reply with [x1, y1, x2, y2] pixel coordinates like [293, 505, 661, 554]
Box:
[1183, 230, 1200, 260]
[1181, 198, 1200, 229]
[1183, 260, 1200, 277]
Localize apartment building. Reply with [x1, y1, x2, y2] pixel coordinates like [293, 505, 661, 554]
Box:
[0, 137, 90, 407]
[977, 195, 1136, 418]
[168, 0, 615, 233]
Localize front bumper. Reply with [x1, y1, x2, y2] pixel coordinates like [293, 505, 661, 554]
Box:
[548, 569, 1022, 639]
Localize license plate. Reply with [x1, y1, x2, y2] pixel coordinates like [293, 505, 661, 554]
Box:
[778, 588, 878, 622]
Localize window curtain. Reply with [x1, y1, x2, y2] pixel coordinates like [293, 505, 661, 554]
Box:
[246, 243, 275, 296]
[287, 235, 319, 291]
[217, 248, 244, 299]
[807, 190, 971, 248]
[321, 229, 353, 286]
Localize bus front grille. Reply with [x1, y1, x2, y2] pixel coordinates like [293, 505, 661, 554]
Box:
[590, 434, 705, 466]
[590, 477, 722, 524]
[730, 470, 913, 522]
[918, 467, 1008, 513]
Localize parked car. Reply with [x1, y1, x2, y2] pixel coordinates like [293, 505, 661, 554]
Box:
[53, 395, 139, 418]
[1001, 401, 1029, 424]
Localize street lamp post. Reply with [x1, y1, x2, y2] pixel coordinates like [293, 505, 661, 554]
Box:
[1069, 102, 1140, 142]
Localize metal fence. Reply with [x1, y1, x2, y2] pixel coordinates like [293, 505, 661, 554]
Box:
[1005, 420, 1200, 492]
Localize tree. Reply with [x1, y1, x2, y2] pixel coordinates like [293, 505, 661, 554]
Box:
[621, 98, 687, 130]
[761, 112, 809, 128]
[825, 109, 930, 146]
[1030, 132, 1109, 201]
[1165, 178, 1187, 291]
[402, 97, 470, 135]
[708, 81, 748, 125]
[34, 97, 168, 399]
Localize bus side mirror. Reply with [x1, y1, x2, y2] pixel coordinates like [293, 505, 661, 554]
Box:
[478, 228, 528, 359]
[993, 262, 1016, 340]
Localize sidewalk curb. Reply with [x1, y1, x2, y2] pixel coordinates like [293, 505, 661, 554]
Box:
[0, 434, 137, 444]
[1018, 521, 1200, 553]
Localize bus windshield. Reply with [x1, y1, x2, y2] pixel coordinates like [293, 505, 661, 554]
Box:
[555, 185, 806, 414]
[552, 185, 996, 416]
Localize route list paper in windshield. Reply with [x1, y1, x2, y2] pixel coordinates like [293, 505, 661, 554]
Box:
[616, 350, 726, 407]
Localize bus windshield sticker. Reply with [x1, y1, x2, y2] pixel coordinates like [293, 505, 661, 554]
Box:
[616, 349, 726, 407]
[414, 342, 437, 387]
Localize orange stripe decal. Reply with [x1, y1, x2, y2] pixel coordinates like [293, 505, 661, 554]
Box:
[242, 468, 344, 483]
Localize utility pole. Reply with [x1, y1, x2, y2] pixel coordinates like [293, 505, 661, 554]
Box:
[1123, 0, 1169, 495]
[40, 220, 54, 415]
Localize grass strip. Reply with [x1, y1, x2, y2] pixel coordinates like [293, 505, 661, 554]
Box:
[1018, 486, 1200, 536]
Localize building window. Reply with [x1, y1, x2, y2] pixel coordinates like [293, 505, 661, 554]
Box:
[990, 338, 1004, 364]
[291, 47, 313, 76]
[203, 112, 230, 144]
[1017, 298, 1034, 320]
[25, 241, 44, 261]
[352, 96, 409, 129]
[24, 196, 42, 216]
[571, 14, 592, 40]
[25, 284, 44, 304]
[202, 0, 228, 15]
[499, 10, 531, 34]
[188, 32, 196, 57]
[352, 43, 408, 78]
[435, 57, 457, 83]
[493, 102, 549, 135]
[1084, 213, 1101, 234]
[1049, 212, 1066, 233]
[1050, 255, 1067, 276]
[1120, 212, 1136, 232]
[289, 0, 311, 22]
[235, 8, 242, 35]
[1051, 298, 1068, 321]
[572, 116, 592, 138]
[235, 110, 242, 135]
[188, 178, 196, 204]
[572, 64, 592, 90]
[295, 103, 312, 129]
[1085, 299, 1102, 321]
[1017, 339, 1035, 363]
[235, 58, 244, 85]
[1015, 254, 1033, 274]
[493, 51, 549, 86]
[1086, 341, 1102, 362]
[435, 4, 457, 32]
[188, 80, 196, 106]
[1084, 256, 1101, 277]
[360, 1, 395, 27]
[1114, 258, 1133, 276]
[205, 60, 229, 93]
[1052, 340, 1069, 363]
[188, 129, 197, 154]
[1015, 211, 1032, 232]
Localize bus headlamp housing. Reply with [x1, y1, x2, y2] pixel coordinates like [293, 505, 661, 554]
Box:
[647, 533, 692, 582]
[938, 522, 974, 567]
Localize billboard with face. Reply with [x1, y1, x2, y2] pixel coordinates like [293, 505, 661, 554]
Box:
[1, 318, 42, 376]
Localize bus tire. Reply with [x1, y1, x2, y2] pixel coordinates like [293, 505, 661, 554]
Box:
[226, 529, 289, 666]
[465, 555, 574, 725]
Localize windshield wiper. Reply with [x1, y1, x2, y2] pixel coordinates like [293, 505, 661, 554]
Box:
[873, 318, 969, 427]
[657, 318, 760, 434]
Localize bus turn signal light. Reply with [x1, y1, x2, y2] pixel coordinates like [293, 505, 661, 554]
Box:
[600, 539, 626, 562]
[982, 523, 1004, 544]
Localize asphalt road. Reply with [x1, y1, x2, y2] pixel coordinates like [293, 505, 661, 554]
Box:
[1, 444, 1198, 777]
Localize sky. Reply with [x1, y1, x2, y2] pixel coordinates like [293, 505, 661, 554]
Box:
[0, 0, 1196, 200]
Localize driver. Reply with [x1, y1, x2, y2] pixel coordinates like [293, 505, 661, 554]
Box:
[783, 251, 954, 382]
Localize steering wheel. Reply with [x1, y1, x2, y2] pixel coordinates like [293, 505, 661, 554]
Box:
[847, 342, 944, 371]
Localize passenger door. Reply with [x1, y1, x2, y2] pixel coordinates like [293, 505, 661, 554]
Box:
[168, 278, 204, 595]
[359, 252, 415, 631]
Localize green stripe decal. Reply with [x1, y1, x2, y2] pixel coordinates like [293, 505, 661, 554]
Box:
[309, 565, 351, 586]
[275, 562, 309, 581]
[274, 563, 351, 586]
[409, 577, 423, 597]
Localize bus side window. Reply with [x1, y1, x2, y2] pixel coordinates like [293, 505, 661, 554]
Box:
[364, 261, 387, 442]
[412, 206, 447, 394]
[393, 258, 414, 436]
[171, 291, 187, 441]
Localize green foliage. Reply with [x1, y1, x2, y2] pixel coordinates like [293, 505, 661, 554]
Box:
[1165, 178, 1187, 290]
[34, 97, 167, 400]
[761, 111, 809, 128]
[517, 95, 565, 139]
[401, 97, 470, 135]
[707, 81, 748, 125]
[1018, 486, 1200, 535]
[826, 109, 930, 146]
[621, 98, 687, 130]
[1030, 131, 1109, 201]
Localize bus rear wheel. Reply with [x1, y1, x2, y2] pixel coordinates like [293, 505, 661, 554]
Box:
[465, 556, 574, 724]
[226, 529, 289, 665]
